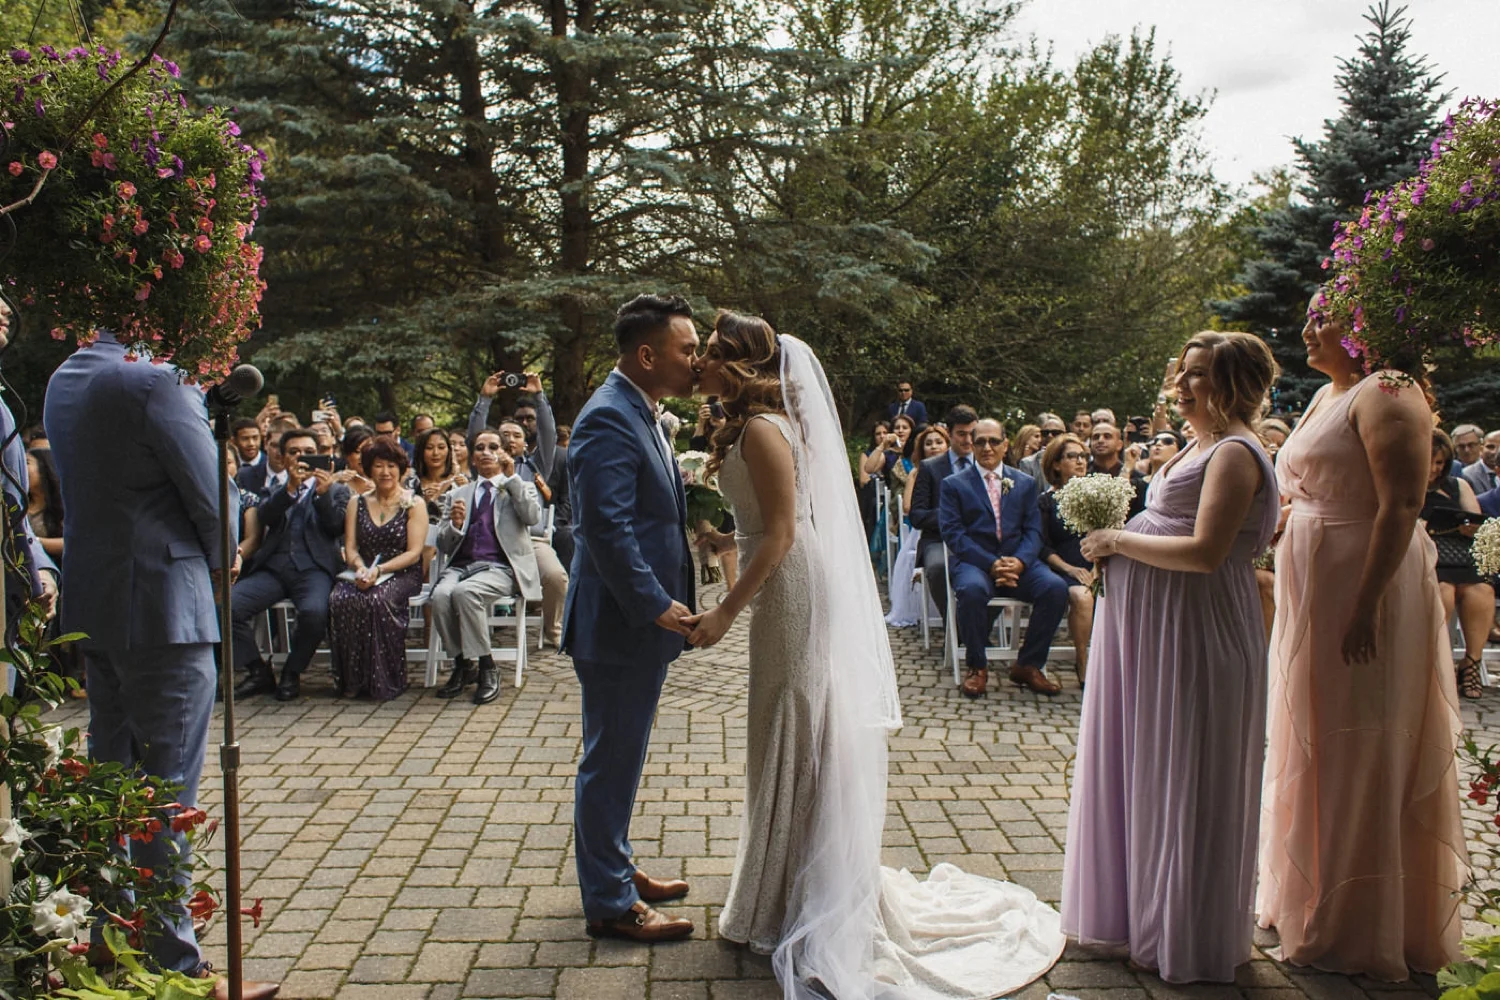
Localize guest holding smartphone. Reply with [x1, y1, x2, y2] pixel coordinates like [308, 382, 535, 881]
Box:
[1424, 427, 1493, 698]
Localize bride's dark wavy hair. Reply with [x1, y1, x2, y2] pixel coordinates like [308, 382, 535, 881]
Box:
[706, 310, 783, 478]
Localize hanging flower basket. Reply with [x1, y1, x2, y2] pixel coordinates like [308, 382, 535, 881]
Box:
[1316, 97, 1500, 370]
[0, 45, 266, 382]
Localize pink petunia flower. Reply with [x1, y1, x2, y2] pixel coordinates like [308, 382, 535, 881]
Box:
[135, 283, 151, 301]
[6, 161, 20, 176]
[36, 150, 56, 169]
[117, 180, 136, 199]
[194, 235, 212, 252]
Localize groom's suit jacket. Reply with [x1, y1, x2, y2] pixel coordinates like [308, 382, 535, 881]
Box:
[937, 463, 1044, 573]
[561, 371, 695, 668]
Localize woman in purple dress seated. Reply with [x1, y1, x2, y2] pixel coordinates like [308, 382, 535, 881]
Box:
[1061, 331, 1279, 983]
[329, 437, 428, 701]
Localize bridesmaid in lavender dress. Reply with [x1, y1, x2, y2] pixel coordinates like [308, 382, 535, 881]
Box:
[1062, 331, 1279, 983]
[329, 438, 428, 701]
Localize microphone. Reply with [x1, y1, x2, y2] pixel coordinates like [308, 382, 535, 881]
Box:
[206, 364, 264, 412]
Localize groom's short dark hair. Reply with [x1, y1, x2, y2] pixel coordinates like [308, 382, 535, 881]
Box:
[615, 294, 694, 352]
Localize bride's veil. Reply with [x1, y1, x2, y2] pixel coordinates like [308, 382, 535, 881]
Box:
[773, 335, 903, 998]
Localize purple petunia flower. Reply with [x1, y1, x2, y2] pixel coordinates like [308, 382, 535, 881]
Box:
[34, 99, 44, 117]
[10, 50, 31, 65]
[97, 62, 109, 81]
[164, 60, 180, 78]
[1460, 179, 1474, 196]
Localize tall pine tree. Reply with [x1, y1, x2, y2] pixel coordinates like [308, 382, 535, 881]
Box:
[1212, 1, 1446, 410]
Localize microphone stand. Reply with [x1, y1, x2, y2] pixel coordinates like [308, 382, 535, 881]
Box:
[211, 407, 245, 1000]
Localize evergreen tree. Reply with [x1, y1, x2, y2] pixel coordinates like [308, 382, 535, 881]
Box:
[1212, 1, 1447, 410]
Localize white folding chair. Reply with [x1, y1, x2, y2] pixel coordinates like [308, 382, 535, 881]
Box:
[526, 507, 558, 650]
[941, 545, 1074, 686]
[886, 492, 903, 584]
[417, 549, 529, 693]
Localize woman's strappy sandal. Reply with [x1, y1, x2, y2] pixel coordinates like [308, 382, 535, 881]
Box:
[1458, 655, 1485, 700]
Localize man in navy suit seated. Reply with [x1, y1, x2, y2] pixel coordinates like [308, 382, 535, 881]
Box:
[938, 418, 1067, 697]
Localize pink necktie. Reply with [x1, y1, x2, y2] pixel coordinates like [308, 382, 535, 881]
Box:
[985, 472, 1004, 541]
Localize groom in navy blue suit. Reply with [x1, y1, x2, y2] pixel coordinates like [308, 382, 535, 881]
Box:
[562, 294, 699, 942]
[939, 418, 1067, 698]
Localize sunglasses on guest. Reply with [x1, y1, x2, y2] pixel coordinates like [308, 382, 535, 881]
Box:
[973, 436, 1006, 448]
[1039, 429, 1063, 440]
[1151, 436, 1178, 447]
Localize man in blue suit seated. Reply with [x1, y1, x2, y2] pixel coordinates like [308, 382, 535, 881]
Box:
[45, 332, 277, 997]
[562, 293, 698, 943]
[939, 417, 1067, 698]
[231, 427, 350, 701]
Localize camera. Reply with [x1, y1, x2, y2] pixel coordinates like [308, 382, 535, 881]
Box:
[708, 396, 724, 420]
[301, 454, 334, 472]
[500, 372, 526, 390]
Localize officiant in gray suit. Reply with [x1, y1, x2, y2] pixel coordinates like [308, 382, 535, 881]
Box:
[431, 428, 542, 704]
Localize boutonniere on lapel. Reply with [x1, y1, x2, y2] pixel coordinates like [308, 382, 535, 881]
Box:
[1000, 476, 1013, 496]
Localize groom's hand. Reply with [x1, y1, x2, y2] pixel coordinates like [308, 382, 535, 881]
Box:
[655, 601, 693, 636]
[682, 608, 731, 648]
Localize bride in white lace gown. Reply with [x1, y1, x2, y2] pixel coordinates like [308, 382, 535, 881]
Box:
[683, 312, 1065, 1000]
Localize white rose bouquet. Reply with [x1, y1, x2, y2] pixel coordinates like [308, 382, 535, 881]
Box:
[1055, 473, 1139, 596]
[1474, 517, 1500, 579]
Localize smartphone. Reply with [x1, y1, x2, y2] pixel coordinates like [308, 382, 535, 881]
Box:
[302, 454, 334, 471]
[708, 396, 724, 420]
[311, 409, 329, 423]
[266, 394, 279, 408]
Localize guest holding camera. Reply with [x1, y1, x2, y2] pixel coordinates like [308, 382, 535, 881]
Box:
[1424, 428, 1493, 699]
[232, 429, 352, 701]
[328, 438, 428, 701]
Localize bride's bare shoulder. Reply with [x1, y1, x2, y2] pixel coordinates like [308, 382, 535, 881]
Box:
[739, 412, 795, 462]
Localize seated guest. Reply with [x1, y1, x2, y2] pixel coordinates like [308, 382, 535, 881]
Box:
[690, 401, 727, 450]
[447, 427, 471, 477]
[232, 429, 352, 701]
[888, 379, 927, 425]
[909, 406, 978, 617]
[1145, 429, 1184, 480]
[411, 413, 436, 439]
[1088, 420, 1147, 518]
[1480, 483, 1500, 518]
[1038, 433, 1094, 686]
[497, 415, 569, 646]
[231, 417, 268, 494]
[431, 429, 543, 704]
[309, 419, 338, 458]
[1071, 410, 1093, 438]
[372, 410, 413, 460]
[1424, 427, 1493, 700]
[1091, 407, 1117, 429]
[223, 448, 262, 565]
[334, 425, 376, 497]
[556, 423, 572, 449]
[939, 418, 1068, 697]
[1020, 413, 1066, 480]
[549, 444, 575, 572]
[1259, 418, 1291, 459]
[1463, 429, 1500, 495]
[21, 423, 49, 450]
[887, 426, 950, 628]
[1451, 423, 1483, 478]
[1010, 424, 1040, 470]
[857, 420, 892, 539]
[411, 426, 468, 569]
[328, 438, 428, 701]
[25, 448, 65, 560]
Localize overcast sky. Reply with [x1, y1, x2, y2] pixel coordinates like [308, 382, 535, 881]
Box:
[1010, 0, 1500, 195]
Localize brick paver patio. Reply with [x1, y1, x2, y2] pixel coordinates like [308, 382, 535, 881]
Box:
[54, 580, 1499, 1000]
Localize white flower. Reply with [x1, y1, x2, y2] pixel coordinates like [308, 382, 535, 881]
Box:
[33, 888, 91, 941]
[1055, 473, 1137, 536]
[1474, 517, 1500, 578]
[36, 726, 65, 768]
[0, 818, 30, 864]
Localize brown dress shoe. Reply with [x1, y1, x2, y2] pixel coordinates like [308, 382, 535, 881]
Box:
[212, 977, 281, 1000]
[587, 901, 694, 943]
[1009, 664, 1061, 696]
[633, 869, 690, 903]
[961, 668, 987, 698]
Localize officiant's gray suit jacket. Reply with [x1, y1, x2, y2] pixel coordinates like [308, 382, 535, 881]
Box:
[44, 332, 222, 650]
[435, 476, 544, 602]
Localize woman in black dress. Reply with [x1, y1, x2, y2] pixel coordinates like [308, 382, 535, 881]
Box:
[1423, 427, 1492, 699]
[328, 438, 428, 701]
[1038, 432, 1095, 687]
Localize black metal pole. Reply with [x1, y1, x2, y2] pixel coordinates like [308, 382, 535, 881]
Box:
[213, 414, 244, 1000]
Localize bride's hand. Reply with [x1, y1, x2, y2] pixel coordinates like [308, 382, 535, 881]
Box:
[683, 607, 733, 648]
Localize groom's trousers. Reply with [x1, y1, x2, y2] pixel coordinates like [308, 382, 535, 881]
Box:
[572, 657, 670, 921]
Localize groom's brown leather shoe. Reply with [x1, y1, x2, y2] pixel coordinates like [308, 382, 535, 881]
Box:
[1009, 663, 1061, 696]
[586, 902, 694, 943]
[633, 869, 690, 903]
[961, 668, 987, 698]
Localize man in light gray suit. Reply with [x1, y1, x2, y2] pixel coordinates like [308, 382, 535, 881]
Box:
[43, 331, 224, 975]
[431, 428, 541, 704]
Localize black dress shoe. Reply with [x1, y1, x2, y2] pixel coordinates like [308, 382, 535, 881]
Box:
[436, 658, 476, 699]
[233, 662, 276, 700]
[473, 657, 500, 705]
[274, 671, 301, 701]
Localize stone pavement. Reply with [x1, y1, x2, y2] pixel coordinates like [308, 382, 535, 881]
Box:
[53, 580, 1500, 1000]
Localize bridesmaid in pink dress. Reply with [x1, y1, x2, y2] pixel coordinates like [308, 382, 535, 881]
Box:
[1257, 308, 1466, 980]
[1063, 332, 1279, 983]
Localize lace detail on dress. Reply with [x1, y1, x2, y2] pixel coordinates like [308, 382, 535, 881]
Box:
[718, 413, 812, 539]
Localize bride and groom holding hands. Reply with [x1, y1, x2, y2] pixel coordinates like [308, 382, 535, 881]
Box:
[559, 294, 1065, 1000]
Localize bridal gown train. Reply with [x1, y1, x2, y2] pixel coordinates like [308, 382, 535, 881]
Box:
[716, 413, 1065, 1000]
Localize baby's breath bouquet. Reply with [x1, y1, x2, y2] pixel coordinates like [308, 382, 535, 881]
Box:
[1055, 473, 1138, 596]
[1474, 517, 1500, 579]
[678, 450, 725, 530]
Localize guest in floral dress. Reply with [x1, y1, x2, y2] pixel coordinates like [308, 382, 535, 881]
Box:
[329, 438, 428, 701]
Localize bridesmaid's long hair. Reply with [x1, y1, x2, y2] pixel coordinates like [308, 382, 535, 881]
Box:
[1174, 331, 1279, 433]
[706, 310, 783, 478]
